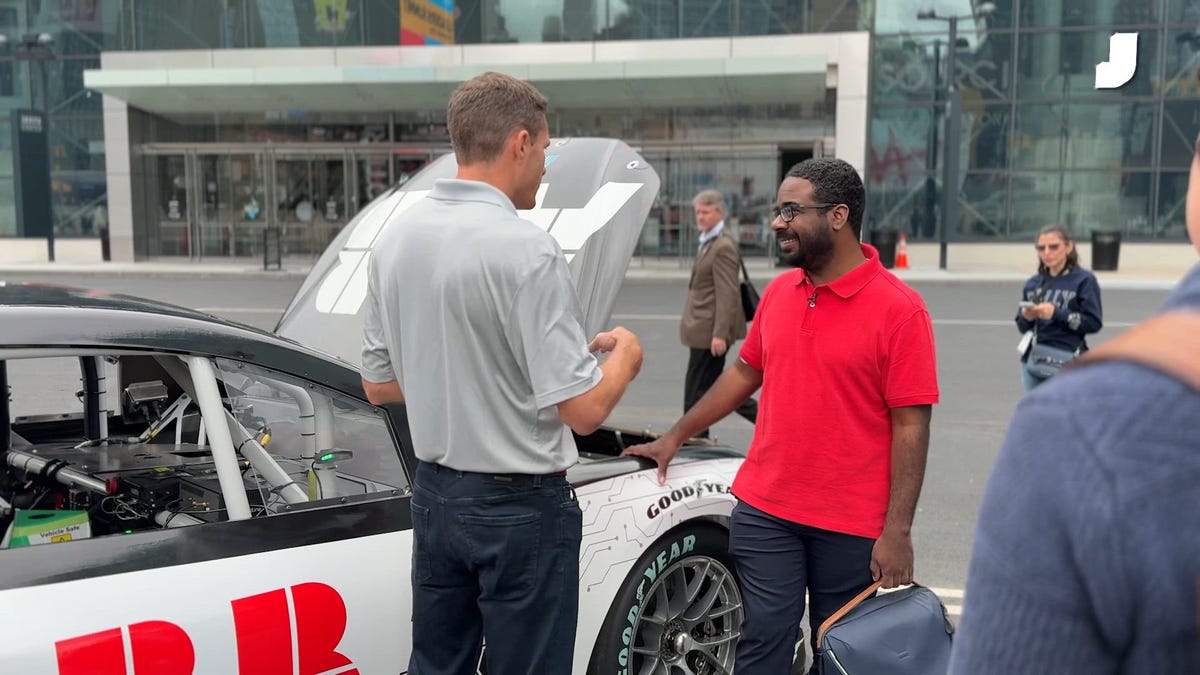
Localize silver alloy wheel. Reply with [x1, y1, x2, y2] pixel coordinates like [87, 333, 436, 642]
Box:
[627, 556, 743, 675]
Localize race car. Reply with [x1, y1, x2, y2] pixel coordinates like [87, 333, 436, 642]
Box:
[0, 139, 748, 674]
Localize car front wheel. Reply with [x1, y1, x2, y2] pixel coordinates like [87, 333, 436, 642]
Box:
[588, 522, 742, 675]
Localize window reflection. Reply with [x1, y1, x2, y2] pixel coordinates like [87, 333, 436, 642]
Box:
[1156, 171, 1192, 239]
[1161, 99, 1200, 170]
[1013, 103, 1156, 170]
[1010, 171, 1153, 239]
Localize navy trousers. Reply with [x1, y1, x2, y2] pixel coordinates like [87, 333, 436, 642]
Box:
[408, 461, 582, 675]
[730, 500, 876, 674]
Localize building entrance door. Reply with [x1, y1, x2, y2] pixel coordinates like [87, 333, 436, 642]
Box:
[142, 151, 266, 259]
[196, 153, 267, 258]
[269, 151, 349, 257]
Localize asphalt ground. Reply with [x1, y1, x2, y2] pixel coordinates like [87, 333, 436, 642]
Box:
[0, 272, 1173, 630]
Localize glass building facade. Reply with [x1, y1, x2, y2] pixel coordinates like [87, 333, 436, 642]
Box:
[870, 0, 1198, 241]
[0, 0, 1194, 261]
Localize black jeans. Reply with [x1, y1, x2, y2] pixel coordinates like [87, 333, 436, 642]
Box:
[729, 500, 876, 674]
[684, 347, 758, 438]
[409, 461, 583, 675]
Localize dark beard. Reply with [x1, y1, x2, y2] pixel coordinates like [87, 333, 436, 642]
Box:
[779, 221, 835, 271]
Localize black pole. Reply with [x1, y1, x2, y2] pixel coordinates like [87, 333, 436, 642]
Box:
[79, 357, 101, 441]
[939, 17, 961, 271]
[0, 361, 9, 453]
[38, 58, 54, 263]
[926, 40, 942, 241]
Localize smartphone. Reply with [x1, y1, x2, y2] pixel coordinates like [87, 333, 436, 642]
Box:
[1018, 301, 1036, 309]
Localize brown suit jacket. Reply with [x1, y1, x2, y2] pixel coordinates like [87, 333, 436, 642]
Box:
[680, 233, 748, 349]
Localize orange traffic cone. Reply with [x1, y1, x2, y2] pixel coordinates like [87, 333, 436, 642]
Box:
[895, 234, 910, 269]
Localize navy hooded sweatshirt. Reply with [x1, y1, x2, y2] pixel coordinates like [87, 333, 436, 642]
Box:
[1014, 265, 1103, 354]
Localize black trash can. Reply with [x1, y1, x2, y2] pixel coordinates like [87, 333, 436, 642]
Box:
[869, 228, 899, 269]
[1091, 230, 1122, 272]
[98, 227, 111, 262]
[263, 227, 282, 271]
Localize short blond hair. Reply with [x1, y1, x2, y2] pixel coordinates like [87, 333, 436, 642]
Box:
[693, 189, 725, 212]
[447, 72, 548, 165]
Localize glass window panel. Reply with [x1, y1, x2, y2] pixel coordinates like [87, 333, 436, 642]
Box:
[874, 32, 1013, 103]
[1155, 170, 1192, 239]
[956, 32, 1015, 100]
[0, 178, 15, 237]
[0, 6, 20, 97]
[37, 1, 129, 53]
[1161, 98, 1200, 169]
[808, 0, 871, 32]
[868, 172, 1010, 241]
[737, 0, 809, 35]
[958, 172, 1010, 238]
[52, 58, 101, 116]
[1009, 170, 1153, 238]
[865, 171, 935, 239]
[870, 106, 936, 189]
[1161, 29, 1200, 99]
[1021, 0, 1159, 26]
[1167, 0, 1200, 26]
[964, 104, 1012, 170]
[0, 120, 11, 176]
[1013, 102, 1157, 169]
[131, 0, 231, 49]
[678, 0, 733, 38]
[877, 0, 1013, 32]
[872, 36, 940, 103]
[362, 0, 401, 44]
[1017, 30, 1160, 100]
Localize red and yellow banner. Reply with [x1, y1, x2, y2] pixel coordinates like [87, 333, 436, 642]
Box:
[400, 0, 455, 46]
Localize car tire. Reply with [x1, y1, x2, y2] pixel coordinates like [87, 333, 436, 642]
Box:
[587, 522, 742, 675]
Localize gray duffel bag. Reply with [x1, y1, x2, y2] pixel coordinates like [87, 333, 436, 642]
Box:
[815, 580, 954, 675]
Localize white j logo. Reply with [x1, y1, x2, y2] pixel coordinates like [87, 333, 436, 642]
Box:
[1095, 32, 1138, 89]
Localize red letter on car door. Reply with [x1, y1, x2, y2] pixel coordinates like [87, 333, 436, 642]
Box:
[292, 582, 358, 675]
[57, 621, 194, 675]
[232, 582, 358, 675]
[232, 588, 293, 675]
[57, 627, 125, 675]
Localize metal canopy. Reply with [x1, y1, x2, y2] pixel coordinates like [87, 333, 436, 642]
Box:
[84, 54, 828, 114]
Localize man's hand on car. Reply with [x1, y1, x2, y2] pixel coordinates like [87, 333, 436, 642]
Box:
[621, 434, 683, 485]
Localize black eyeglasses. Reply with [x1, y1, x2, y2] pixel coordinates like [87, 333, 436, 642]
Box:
[1035, 243, 1062, 252]
[771, 202, 839, 223]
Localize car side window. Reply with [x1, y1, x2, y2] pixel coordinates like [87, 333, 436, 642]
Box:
[213, 358, 409, 509]
[0, 352, 409, 554]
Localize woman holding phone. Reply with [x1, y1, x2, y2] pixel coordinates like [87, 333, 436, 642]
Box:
[1015, 225, 1104, 391]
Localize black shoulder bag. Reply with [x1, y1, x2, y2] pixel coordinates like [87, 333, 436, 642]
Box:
[738, 257, 759, 321]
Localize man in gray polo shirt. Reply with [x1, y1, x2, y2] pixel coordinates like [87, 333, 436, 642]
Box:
[360, 72, 643, 675]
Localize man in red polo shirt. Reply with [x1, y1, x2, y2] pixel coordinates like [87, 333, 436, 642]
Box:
[624, 157, 938, 673]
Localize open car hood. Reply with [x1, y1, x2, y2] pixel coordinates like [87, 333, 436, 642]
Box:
[275, 138, 660, 367]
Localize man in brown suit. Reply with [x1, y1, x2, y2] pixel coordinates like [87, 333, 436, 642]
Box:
[681, 189, 757, 437]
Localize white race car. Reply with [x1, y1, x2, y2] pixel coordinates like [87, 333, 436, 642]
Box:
[0, 139, 746, 674]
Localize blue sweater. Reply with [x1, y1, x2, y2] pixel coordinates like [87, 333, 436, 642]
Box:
[951, 263, 1200, 673]
[1016, 266, 1103, 353]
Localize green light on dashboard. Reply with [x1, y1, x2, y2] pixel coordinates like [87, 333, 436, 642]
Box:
[124, 530, 133, 534]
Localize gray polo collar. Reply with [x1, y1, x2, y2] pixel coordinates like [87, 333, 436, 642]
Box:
[429, 179, 517, 215]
